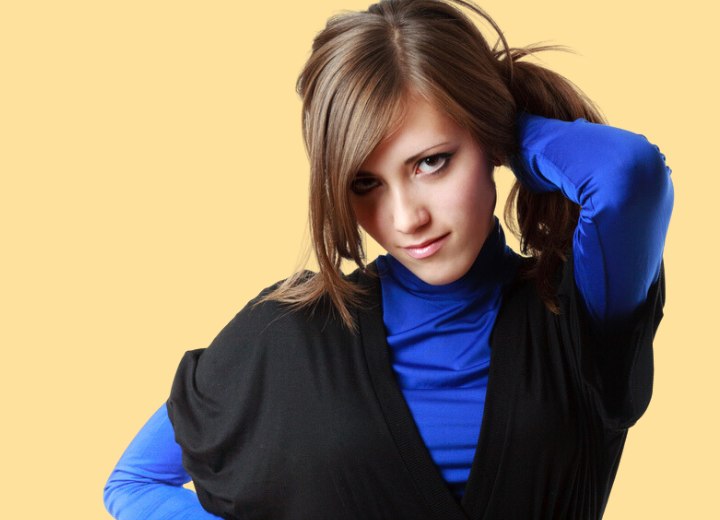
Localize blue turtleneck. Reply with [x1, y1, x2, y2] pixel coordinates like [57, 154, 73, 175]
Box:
[104, 115, 673, 517]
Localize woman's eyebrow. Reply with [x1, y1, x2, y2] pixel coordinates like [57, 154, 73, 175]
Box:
[402, 141, 452, 166]
[357, 141, 452, 176]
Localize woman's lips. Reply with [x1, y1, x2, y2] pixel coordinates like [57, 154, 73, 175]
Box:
[403, 233, 449, 259]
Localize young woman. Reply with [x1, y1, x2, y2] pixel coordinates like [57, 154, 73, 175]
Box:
[104, 0, 673, 518]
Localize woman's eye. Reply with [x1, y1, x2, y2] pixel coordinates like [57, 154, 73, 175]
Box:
[350, 176, 379, 195]
[416, 153, 451, 175]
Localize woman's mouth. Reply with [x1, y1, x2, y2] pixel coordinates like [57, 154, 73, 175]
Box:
[403, 233, 450, 259]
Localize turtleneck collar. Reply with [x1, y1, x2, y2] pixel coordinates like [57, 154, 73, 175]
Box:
[375, 217, 518, 301]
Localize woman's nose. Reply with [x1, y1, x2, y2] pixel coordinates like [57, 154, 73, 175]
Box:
[392, 188, 430, 234]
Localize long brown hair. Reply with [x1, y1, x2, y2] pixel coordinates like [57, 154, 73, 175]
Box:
[261, 0, 605, 329]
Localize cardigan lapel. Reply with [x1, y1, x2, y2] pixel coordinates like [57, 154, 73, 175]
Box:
[458, 284, 521, 519]
[355, 263, 469, 520]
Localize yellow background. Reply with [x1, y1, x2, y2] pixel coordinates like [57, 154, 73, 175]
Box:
[1, 1, 714, 518]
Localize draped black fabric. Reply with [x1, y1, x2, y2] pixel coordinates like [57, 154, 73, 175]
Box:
[167, 253, 665, 519]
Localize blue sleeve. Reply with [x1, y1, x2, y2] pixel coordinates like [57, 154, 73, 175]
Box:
[103, 404, 221, 520]
[510, 114, 674, 327]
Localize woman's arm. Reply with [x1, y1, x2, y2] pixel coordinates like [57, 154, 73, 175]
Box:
[104, 404, 220, 520]
[511, 114, 674, 327]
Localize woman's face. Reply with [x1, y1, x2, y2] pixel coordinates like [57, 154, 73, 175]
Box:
[351, 95, 497, 285]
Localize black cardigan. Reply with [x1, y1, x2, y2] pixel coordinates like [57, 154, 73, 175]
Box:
[167, 254, 665, 519]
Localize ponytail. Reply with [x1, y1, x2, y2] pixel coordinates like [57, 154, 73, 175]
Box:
[497, 44, 607, 313]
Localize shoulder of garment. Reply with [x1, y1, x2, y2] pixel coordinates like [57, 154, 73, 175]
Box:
[167, 266, 378, 416]
[494, 250, 666, 432]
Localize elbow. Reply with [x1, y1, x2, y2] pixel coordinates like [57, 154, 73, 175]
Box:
[103, 469, 136, 518]
[103, 470, 124, 518]
[103, 476, 116, 517]
[600, 133, 674, 217]
[629, 134, 673, 188]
